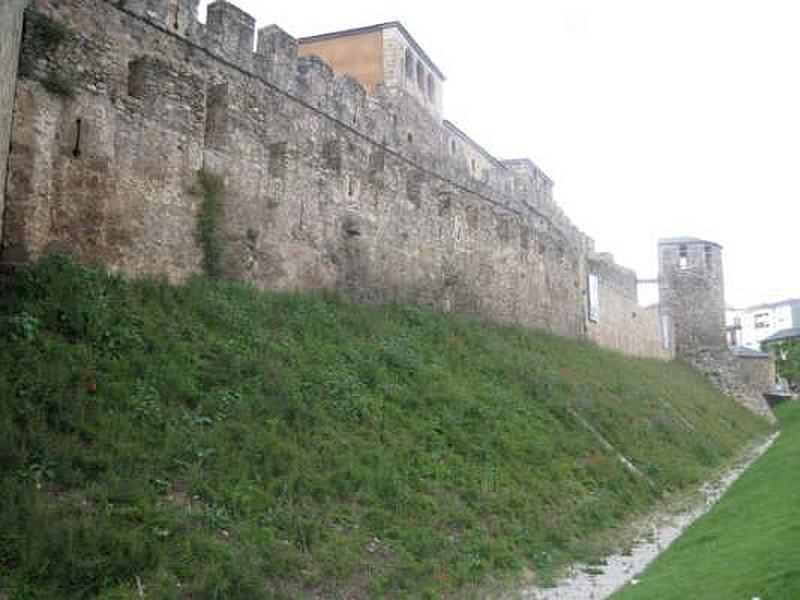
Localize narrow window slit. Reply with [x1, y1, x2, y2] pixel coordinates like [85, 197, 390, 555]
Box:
[72, 119, 82, 158]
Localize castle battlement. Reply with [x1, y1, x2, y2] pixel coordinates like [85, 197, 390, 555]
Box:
[92, 0, 587, 251]
[1, 0, 664, 359]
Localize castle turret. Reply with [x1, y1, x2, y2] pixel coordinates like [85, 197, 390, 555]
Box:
[658, 237, 775, 422]
[658, 237, 726, 356]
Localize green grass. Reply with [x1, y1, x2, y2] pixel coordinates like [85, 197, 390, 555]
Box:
[0, 256, 770, 599]
[613, 401, 800, 600]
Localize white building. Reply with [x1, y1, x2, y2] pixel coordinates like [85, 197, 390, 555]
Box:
[727, 298, 800, 350]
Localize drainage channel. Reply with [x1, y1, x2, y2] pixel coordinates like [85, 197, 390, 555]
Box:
[510, 432, 779, 600]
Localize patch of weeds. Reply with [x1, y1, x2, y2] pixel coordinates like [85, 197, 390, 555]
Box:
[41, 72, 74, 98]
[18, 10, 70, 80]
[26, 10, 68, 50]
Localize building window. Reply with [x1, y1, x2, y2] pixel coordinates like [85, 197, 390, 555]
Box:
[416, 62, 425, 90]
[661, 315, 671, 349]
[427, 73, 435, 101]
[704, 244, 713, 268]
[404, 48, 414, 80]
[678, 244, 688, 269]
[450, 139, 457, 154]
[754, 312, 771, 329]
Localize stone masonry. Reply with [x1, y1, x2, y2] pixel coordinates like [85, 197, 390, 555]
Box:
[586, 252, 672, 360]
[0, 0, 29, 245]
[659, 238, 775, 422]
[2, 0, 590, 338]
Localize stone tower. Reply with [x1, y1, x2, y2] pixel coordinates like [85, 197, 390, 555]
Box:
[658, 237, 775, 422]
[658, 237, 726, 357]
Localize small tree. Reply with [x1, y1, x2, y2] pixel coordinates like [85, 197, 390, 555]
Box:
[767, 339, 800, 391]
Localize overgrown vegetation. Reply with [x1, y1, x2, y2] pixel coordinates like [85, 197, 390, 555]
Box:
[767, 339, 800, 390]
[193, 170, 225, 279]
[40, 72, 75, 99]
[18, 10, 73, 98]
[0, 256, 770, 598]
[614, 401, 800, 600]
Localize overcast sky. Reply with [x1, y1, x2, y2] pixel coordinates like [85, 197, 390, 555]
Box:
[199, 0, 800, 308]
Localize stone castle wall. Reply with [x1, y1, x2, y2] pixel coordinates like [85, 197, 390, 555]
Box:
[2, 0, 594, 337]
[737, 355, 776, 403]
[2, 0, 756, 372]
[685, 349, 775, 422]
[586, 253, 673, 360]
[0, 0, 29, 245]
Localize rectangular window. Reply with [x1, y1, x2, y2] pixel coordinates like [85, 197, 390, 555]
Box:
[588, 274, 600, 323]
[661, 314, 671, 349]
[678, 244, 688, 269]
[754, 312, 771, 329]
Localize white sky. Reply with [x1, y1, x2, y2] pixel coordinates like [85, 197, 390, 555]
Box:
[199, 0, 800, 308]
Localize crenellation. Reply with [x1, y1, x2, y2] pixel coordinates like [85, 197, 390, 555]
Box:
[331, 73, 367, 127]
[205, 0, 255, 69]
[112, 0, 201, 38]
[361, 96, 393, 144]
[295, 54, 334, 108]
[255, 24, 297, 93]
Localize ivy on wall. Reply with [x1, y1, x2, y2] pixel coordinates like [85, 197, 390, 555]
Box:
[193, 170, 225, 279]
[19, 10, 74, 98]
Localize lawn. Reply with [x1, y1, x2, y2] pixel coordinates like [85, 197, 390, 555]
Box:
[614, 401, 800, 600]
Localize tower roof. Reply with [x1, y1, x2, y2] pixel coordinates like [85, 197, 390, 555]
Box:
[658, 236, 722, 248]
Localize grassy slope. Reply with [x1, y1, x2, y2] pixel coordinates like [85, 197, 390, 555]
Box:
[613, 401, 800, 600]
[0, 257, 770, 599]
